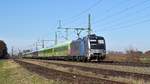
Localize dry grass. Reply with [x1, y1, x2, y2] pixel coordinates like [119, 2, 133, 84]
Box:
[0, 60, 67, 84]
[21, 59, 150, 84]
[45, 60, 150, 75]
[106, 50, 150, 63]
[105, 54, 128, 62]
[106, 54, 150, 63]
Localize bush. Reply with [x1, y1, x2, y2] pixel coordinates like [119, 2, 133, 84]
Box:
[144, 50, 150, 56]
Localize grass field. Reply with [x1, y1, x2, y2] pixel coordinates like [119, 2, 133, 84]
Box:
[0, 59, 67, 84]
[105, 54, 150, 63]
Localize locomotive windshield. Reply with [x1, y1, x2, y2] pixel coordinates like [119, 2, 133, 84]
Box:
[90, 38, 105, 49]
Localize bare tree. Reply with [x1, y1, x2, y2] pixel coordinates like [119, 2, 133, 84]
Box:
[125, 47, 143, 62]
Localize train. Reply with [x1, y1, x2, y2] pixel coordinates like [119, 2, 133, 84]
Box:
[24, 34, 106, 61]
[0, 40, 8, 59]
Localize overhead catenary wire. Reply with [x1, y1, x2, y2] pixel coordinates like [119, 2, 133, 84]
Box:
[93, 0, 150, 25]
[54, 0, 150, 43]
[94, 4, 150, 29]
[75, 0, 129, 27]
[64, 0, 103, 26]
[100, 18, 150, 32]
[104, 0, 129, 13]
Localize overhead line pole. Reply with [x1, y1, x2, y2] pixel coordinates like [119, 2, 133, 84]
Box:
[57, 20, 70, 40]
[41, 40, 55, 48]
[58, 27, 87, 39]
[58, 14, 92, 39]
[88, 14, 92, 35]
[55, 32, 58, 45]
[11, 46, 14, 57]
[35, 42, 38, 51]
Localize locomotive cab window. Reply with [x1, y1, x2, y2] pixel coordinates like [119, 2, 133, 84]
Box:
[90, 40, 97, 44]
[98, 40, 104, 44]
[90, 38, 105, 49]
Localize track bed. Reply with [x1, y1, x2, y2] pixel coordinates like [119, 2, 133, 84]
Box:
[99, 61, 150, 67]
[15, 59, 124, 84]
[16, 59, 150, 83]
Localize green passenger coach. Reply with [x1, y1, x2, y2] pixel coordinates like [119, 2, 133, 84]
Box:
[34, 41, 71, 57]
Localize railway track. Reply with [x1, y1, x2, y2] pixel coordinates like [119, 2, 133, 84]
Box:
[98, 61, 150, 67]
[33, 59, 150, 81]
[15, 59, 125, 84]
[17, 59, 150, 83]
[24, 57, 150, 67]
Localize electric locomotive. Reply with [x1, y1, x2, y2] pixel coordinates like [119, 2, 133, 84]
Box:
[24, 34, 106, 61]
[85, 34, 106, 61]
[70, 34, 106, 61]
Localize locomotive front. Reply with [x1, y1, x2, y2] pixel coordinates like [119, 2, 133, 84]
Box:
[85, 34, 106, 61]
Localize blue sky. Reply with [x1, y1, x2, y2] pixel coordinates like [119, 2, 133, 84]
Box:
[0, 0, 150, 53]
